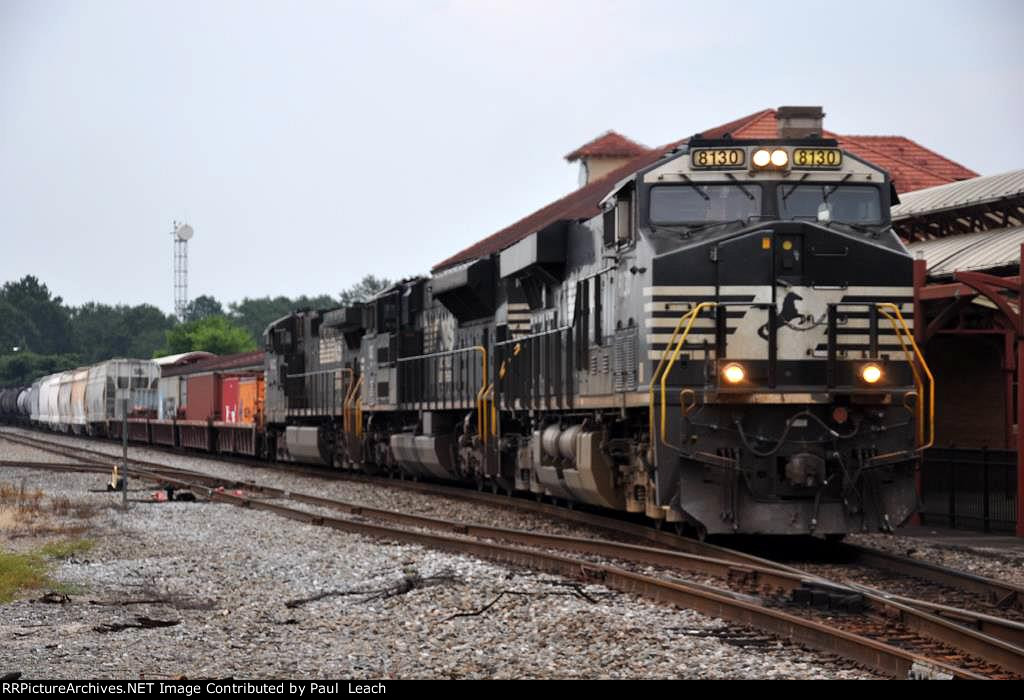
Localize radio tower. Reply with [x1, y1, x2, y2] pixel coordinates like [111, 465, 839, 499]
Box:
[172, 222, 194, 320]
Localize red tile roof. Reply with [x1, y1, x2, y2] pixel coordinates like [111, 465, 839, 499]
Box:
[698, 108, 779, 140]
[433, 109, 978, 272]
[828, 134, 977, 193]
[565, 130, 648, 161]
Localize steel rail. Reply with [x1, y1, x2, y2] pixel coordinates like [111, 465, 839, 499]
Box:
[82, 459, 997, 679]
[838, 542, 1024, 612]
[2, 430, 1022, 673]
[3, 427, 1021, 612]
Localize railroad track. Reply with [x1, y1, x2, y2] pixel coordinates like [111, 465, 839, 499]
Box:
[2, 428, 1024, 679]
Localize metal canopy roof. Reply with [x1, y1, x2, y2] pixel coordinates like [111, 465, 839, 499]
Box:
[907, 225, 1024, 279]
[892, 169, 1024, 220]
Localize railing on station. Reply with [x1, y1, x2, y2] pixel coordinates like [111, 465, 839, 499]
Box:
[921, 447, 1017, 533]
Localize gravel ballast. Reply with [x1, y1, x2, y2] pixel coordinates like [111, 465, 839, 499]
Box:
[0, 433, 880, 679]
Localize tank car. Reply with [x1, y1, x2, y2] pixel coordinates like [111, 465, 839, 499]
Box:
[265, 136, 929, 537]
[0, 386, 28, 423]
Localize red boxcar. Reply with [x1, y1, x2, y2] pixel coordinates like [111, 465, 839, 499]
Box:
[185, 373, 221, 422]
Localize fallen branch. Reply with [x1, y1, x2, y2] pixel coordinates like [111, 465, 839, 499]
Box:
[33, 592, 70, 605]
[285, 570, 459, 609]
[87, 594, 215, 611]
[443, 586, 606, 622]
[93, 616, 180, 634]
[443, 590, 530, 620]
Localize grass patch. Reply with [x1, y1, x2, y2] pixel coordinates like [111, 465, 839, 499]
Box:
[0, 540, 94, 602]
[0, 550, 50, 603]
[40, 538, 95, 559]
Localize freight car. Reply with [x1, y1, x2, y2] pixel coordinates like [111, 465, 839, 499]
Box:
[0, 136, 933, 538]
[0, 353, 265, 454]
[0, 359, 162, 435]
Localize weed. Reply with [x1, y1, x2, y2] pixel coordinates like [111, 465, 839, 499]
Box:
[40, 538, 95, 559]
[0, 550, 50, 603]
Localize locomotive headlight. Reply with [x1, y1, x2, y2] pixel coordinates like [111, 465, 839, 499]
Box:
[860, 363, 883, 384]
[722, 363, 746, 384]
[752, 149, 772, 168]
[770, 149, 789, 167]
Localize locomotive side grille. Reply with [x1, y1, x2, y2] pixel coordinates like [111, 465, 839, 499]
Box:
[613, 326, 638, 392]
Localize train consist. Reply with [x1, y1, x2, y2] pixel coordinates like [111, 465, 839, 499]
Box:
[1, 359, 160, 435]
[1, 134, 933, 537]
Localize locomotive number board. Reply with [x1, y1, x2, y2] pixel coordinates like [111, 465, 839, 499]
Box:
[792, 148, 843, 168]
[690, 148, 746, 169]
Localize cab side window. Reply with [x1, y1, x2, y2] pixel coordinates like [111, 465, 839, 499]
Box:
[603, 191, 635, 247]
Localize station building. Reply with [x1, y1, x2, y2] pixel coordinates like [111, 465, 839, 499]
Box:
[897, 171, 1024, 534]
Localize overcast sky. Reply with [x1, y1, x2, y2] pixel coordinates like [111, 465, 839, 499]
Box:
[1, 0, 1021, 312]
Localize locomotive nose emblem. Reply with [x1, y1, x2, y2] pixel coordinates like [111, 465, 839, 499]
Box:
[758, 292, 804, 339]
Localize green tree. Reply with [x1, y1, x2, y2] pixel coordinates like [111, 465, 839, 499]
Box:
[69, 302, 176, 363]
[0, 299, 37, 354]
[0, 276, 72, 354]
[183, 294, 225, 322]
[228, 293, 337, 341]
[154, 316, 257, 357]
[0, 350, 80, 387]
[229, 296, 301, 341]
[338, 275, 392, 307]
[123, 304, 177, 358]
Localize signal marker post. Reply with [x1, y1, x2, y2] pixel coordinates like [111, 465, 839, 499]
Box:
[122, 398, 128, 511]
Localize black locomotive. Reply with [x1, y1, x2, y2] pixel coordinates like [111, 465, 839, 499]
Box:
[263, 136, 931, 537]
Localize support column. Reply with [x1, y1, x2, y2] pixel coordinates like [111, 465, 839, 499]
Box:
[1018, 334, 1024, 537]
[912, 255, 928, 527]
[1018, 244, 1024, 537]
[1004, 330, 1015, 449]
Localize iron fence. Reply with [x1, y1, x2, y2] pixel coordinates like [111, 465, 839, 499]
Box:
[920, 447, 1017, 533]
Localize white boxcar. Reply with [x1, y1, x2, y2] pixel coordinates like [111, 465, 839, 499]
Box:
[85, 359, 161, 428]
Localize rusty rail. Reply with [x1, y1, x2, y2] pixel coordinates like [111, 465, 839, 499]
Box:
[4, 429, 1023, 677]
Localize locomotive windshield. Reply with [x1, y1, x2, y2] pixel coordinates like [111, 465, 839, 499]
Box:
[649, 184, 762, 224]
[777, 184, 882, 224]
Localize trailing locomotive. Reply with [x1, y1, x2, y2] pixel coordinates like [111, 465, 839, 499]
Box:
[263, 135, 932, 537]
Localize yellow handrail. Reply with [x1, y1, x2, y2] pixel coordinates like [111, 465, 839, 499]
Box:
[345, 375, 364, 438]
[469, 346, 488, 445]
[342, 372, 360, 435]
[338, 368, 354, 434]
[877, 310, 924, 442]
[355, 395, 363, 438]
[876, 303, 935, 450]
[648, 303, 709, 441]
[647, 301, 717, 448]
[480, 383, 497, 437]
